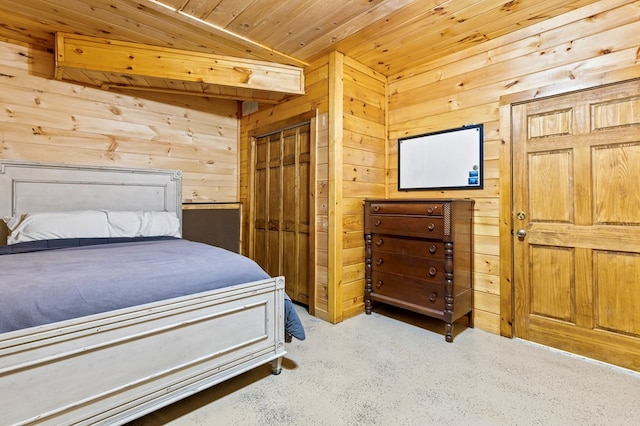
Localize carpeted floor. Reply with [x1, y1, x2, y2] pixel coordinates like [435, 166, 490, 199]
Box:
[130, 304, 640, 425]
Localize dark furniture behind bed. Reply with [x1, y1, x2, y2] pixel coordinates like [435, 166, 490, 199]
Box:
[182, 205, 241, 253]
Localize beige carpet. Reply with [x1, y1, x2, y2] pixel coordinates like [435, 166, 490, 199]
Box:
[130, 304, 640, 425]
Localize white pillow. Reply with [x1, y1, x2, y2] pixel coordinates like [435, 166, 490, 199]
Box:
[106, 211, 180, 238]
[105, 211, 143, 237]
[3, 210, 181, 244]
[3, 210, 110, 245]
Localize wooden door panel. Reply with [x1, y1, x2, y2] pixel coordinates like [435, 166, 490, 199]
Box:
[593, 143, 640, 224]
[282, 157, 296, 229]
[513, 79, 640, 371]
[527, 108, 572, 138]
[266, 229, 280, 277]
[299, 162, 310, 225]
[591, 96, 640, 130]
[253, 137, 268, 267]
[254, 137, 268, 229]
[595, 251, 640, 336]
[255, 136, 268, 164]
[529, 245, 574, 322]
[268, 169, 281, 227]
[282, 229, 297, 295]
[297, 232, 310, 304]
[527, 318, 640, 371]
[254, 170, 267, 225]
[528, 150, 573, 222]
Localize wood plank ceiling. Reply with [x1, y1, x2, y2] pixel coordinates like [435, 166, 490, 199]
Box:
[0, 0, 601, 100]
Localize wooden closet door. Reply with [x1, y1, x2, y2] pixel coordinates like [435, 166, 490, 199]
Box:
[512, 79, 640, 371]
[253, 123, 311, 305]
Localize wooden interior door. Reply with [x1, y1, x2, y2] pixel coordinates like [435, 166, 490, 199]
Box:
[512, 79, 640, 371]
[253, 123, 311, 305]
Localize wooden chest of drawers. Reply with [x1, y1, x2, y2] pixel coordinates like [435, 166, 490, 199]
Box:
[364, 199, 474, 342]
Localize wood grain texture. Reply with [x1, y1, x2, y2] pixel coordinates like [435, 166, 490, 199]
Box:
[0, 39, 239, 203]
[55, 33, 304, 103]
[339, 57, 388, 319]
[0, 0, 602, 77]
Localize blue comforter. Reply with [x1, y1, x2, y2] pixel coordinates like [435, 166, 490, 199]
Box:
[0, 238, 305, 340]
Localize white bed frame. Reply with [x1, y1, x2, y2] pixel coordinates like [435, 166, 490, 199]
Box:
[0, 161, 286, 426]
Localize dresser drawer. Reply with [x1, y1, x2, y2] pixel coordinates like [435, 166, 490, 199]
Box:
[371, 271, 445, 310]
[369, 215, 444, 239]
[370, 235, 443, 260]
[369, 202, 443, 216]
[370, 250, 444, 282]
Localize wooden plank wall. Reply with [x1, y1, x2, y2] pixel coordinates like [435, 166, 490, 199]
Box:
[239, 56, 331, 319]
[0, 38, 240, 203]
[387, 0, 640, 334]
[339, 55, 387, 320]
[315, 110, 330, 319]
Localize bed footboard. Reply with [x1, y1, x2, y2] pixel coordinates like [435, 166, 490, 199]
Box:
[0, 277, 286, 426]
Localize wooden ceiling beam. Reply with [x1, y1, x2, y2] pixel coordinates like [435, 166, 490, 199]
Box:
[54, 32, 305, 103]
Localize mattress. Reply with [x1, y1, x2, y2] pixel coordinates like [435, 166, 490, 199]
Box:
[0, 238, 271, 333]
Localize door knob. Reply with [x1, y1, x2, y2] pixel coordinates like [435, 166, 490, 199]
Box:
[516, 229, 527, 238]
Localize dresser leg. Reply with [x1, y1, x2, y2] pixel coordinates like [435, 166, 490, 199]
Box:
[445, 322, 454, 343]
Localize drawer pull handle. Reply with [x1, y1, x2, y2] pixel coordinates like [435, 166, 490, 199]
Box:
[376, 258, 384, 266]
[376, 280, 384, 288]
[427, 222, 435, 231]
[374, 219, 382, 227]
[376, 238, 384, 246]
[373, 205, 381, 212]
[427, 207, 434, 214]
[429, 267, 437, 276]
[429, 244, 437, 254]
[429, 292, 437, 303]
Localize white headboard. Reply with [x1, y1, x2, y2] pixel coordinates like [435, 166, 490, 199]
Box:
[0, 161, 182, 244]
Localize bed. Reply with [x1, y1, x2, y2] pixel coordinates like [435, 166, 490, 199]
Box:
[0, 160, 298, 425]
